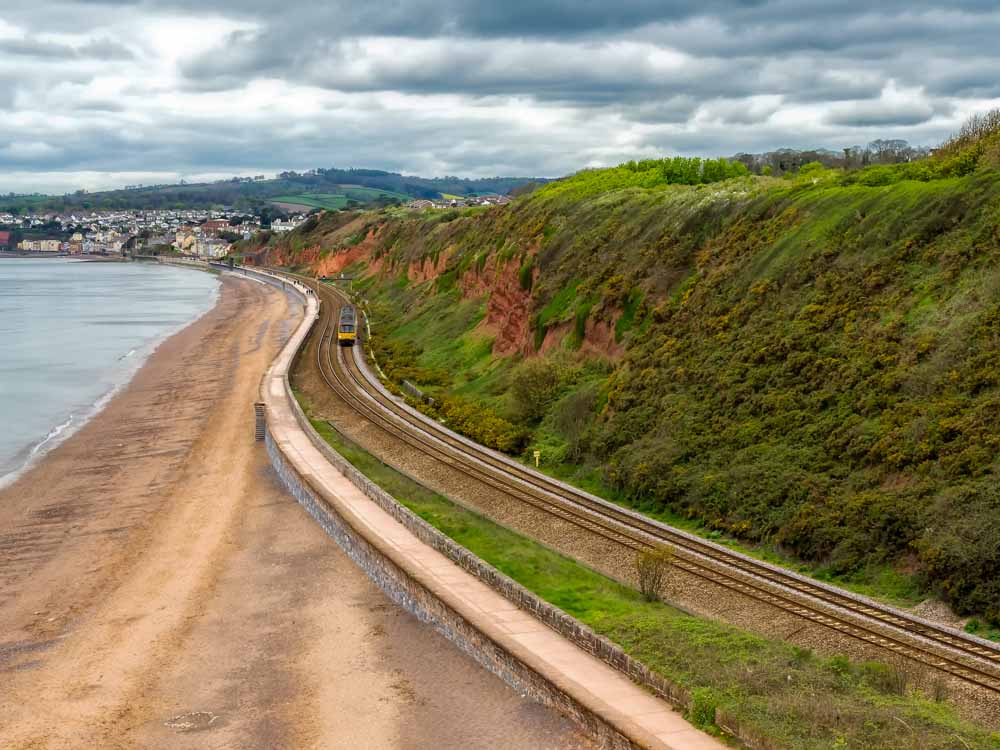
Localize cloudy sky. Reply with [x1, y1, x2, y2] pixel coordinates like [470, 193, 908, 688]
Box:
[1, 0, 999, 192]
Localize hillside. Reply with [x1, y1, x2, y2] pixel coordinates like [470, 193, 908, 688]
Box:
[247, 143, 1000, 627]
[0, 168, 543, 213]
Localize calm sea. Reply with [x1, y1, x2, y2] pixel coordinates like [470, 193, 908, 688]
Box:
[0, 259, 219, 485]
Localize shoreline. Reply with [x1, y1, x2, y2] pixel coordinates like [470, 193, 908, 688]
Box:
[0, 263, 220, 490]
[0, 271, 584, 749]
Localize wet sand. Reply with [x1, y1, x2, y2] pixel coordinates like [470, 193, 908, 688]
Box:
[0, 274, 588, 749]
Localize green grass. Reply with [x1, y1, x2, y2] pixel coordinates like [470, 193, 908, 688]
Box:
[271, 188, 412, 210]
[965, 619, 1000, 643]
[295, 399, 1000, 750]
[271, 193, 348, 210]
[340, 186, 412, 203]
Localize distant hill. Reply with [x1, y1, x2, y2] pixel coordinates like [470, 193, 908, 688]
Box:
[0, 167, 547, 213]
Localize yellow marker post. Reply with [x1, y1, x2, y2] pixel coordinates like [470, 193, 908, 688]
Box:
[533, 450, 541, 468]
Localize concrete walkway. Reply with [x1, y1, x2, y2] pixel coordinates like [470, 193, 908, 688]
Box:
[262, 277, 727, 750]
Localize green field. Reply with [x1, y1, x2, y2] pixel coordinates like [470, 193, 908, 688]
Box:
[341, 186, 412, 202]
[271, 186, 412, 211]
[270, 193, 348, 210]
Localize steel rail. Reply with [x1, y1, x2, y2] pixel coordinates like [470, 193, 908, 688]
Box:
[283, 268, 1000, 696]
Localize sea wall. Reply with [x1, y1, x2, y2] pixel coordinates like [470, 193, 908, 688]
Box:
[264, 428, 642, 749]
[247, 266, 741, 750]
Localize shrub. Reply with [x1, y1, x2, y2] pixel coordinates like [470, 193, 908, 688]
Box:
[518, 256, 534, 291]
[509, 356, 565, 424]
[426, 395, 527, 454]
[860, 662, 908, 696]
[918, 483, 1000, 624]
[636, 546, 674, 602]
[688, 687, 719, 730]
[552, 383, 599, 461]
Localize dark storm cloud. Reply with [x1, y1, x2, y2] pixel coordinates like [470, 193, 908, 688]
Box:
[1, 0, 999, 190]
[172, 2, 1000, 109]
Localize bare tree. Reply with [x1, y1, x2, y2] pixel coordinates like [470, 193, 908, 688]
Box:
[940, 108, 1000, 156]
[636, 546, 674, 602]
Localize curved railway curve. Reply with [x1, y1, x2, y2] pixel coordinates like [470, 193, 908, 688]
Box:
[278, 268, 1000, 699]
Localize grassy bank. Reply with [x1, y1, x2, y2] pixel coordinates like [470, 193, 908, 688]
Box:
[297, 392, 1000, 750]
[354, 269, 936, 612]
[351, 164, 1000, 628]
[257, 131, 1000, 628]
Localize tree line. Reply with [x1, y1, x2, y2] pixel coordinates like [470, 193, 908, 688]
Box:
[733, 139, 933, 176]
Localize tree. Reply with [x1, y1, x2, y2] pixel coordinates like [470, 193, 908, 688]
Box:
[553, 383, 597, 461]
[509, 357, 564, 424]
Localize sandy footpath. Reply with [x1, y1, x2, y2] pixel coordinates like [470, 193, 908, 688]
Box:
[0, 274, 586, 749]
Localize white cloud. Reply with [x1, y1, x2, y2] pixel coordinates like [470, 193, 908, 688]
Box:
[1, 1, 1000, 191]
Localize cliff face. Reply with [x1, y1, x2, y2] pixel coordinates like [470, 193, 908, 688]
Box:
[248, 166, 1000, 624]
[458, 253, 533, 356]
[254, 210, 553, 358]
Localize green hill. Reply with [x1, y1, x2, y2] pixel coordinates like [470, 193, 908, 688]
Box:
[0, 168, 544, 213]
[250, 127, 1000, 626]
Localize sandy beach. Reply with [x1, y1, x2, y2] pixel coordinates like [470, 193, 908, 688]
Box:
[0, 274, 586, 749]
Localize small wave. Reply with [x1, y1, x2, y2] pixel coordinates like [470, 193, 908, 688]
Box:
[119, 348, 137, 361]
[0, 414, 78, 488]
[27, 415, 74, 460]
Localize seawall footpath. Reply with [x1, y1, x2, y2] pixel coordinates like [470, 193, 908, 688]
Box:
[250, 266, 725, 750]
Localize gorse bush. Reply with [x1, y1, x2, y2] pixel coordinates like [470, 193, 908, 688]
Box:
[262, 119, 1000, 625]
[424, 395, 527, 454]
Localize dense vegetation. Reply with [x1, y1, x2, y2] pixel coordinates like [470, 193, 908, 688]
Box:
[299, 401, 1000, 750]
[0, 167, 542, 213]
[258, 124, 1000, 625]
[543, 156, 750, 198]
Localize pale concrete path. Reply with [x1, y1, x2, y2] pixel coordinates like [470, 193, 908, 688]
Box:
[264, 277, 727, 750]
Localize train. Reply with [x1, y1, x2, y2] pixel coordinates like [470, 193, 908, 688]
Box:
[338, 305, 358, 346]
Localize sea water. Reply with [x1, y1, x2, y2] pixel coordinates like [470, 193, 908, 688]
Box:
[0, 259, 219, 486]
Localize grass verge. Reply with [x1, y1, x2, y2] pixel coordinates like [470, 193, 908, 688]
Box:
[297, 394, 1000, 750]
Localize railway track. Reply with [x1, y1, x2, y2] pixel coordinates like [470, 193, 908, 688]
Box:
[281, 268, 1000, 697]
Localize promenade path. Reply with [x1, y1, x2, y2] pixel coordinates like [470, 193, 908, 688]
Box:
[265, 276, 727, 750]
